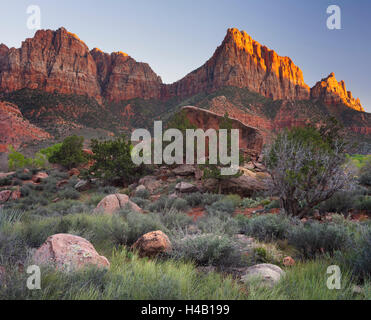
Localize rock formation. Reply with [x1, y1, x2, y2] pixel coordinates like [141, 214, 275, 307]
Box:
[311, 72, 364, 112]
[0, 27, 163, 103]
[0, 101, 51, 151]
[90, 48, 162, 102]
[33, 233, 110, 271]
[167, 28, 310, 101]
[181, 105, 264, 159]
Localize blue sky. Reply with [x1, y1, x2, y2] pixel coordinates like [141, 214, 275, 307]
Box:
[1, 0, 370, 111]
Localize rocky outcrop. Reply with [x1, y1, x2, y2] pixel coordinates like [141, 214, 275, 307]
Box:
[91, 48, 162, 102]
[94, 194, 142, 214]
[0, 28, 102, 102]
[0, 101, 51, 151]
[32, 233, 110, 271]
[167, 28, 310, 101]
[311, 73, 364, 112]
[0, 27, 163, 103]
[132, 231, 172, 258]
[241, 263, 285, 287]
[181, 106, 264, 159]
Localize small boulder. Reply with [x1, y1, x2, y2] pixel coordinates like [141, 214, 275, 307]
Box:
[32, 172, 48, 183]
[0, 190, 12, 203]
[175, 182, 198, 193]
[57, 179, 69, 188]
[138, 176, 163, 194]
[10, 189, 21, 200]
[172, 164, 195, 176]
[32, 234, 110, 271]
[135, 185, 146, 193]
[132, 231, 172, 258]
[0, 266, 5, 283]
[283, 256, 295, 267]
[94, 194, 142, 214]
[241, 263, 285, 288]
[74, 179, 90, 192]
[68, 168, 80, 177]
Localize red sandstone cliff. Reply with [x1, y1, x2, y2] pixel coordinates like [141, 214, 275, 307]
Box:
[0, 27, 163, 103]
[166, 28, 310, 101]
[0, 101, 51, 151]
[90, 48, 162, 102]
[311, 72, 364, 112]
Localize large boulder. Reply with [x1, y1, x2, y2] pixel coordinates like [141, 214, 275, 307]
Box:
[32, 172, 48, 183]
[132, 231, 172, 258]
[94, 194, 142, 214]
[241, 263, 285, 287]
[175, 182, 198, 193]
[173, 164, 195, 177]
[0, 190, 12, 203]
[32, 234, 110, 271]
[74, 179, 90, 192]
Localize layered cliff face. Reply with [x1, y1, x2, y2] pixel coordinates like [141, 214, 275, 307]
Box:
[0, 28, 102, 102]
[181, 105, 263, 159]
[167, 28, 310, 101]
[0, 101, 51, 151]
[0, 27, 163, 103]
[311, 73, 364, 112]
[91, 49, 162, 102]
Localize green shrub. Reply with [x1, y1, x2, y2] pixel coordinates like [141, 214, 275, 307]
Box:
[238, 213, 293, 241]
[0, 249, 245, 300]
[58, 188, 80, 200]
[49, 135, 87, 169]
[207, 198, 236, 214]
[354, 196, 371, 211]
[159, 208, 193, 231]
[123, 211, 167, 245]
[288, 221, 351, 259]
[90, 135, 147, 185]
[197, 215, 239, 236]
[171, 234, 244, 267]
[135, 188, 150, 199]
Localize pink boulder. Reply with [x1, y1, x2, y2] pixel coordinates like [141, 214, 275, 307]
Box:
[33, 234, 110, 271]
[32, 172, 48, 183]
[0, 190, 12, 203]
[132, 230, 172, 258]
[94, 194, 142, 214]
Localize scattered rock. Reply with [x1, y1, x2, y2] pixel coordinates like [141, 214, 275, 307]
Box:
[135, 185, 146, 193]
[94, 194, 142, 214]
[57, 179, 69, 188]
[352, 285, 363, 295]
[172, 164, 195, 176]
[0, 172, 15, 179]
[138, 176, 163, 194]
[245, 162, 255, 170]
[221, 174, 269, 197]
[253, 162, 266, 172]
[32, 234, 110, 271]
[74, 179, 90, 192]
[175, 182, 198, 193]
[241, 263, 285, 288]
[10, 189, 21, 200]
[0, 190, 12, 203]
[0, 266, 5, 283]
[68, 168, 80, 177]
[283, 256, 295, 267]
[32, 172, 48, 183]
[132, 230, 172, 258]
